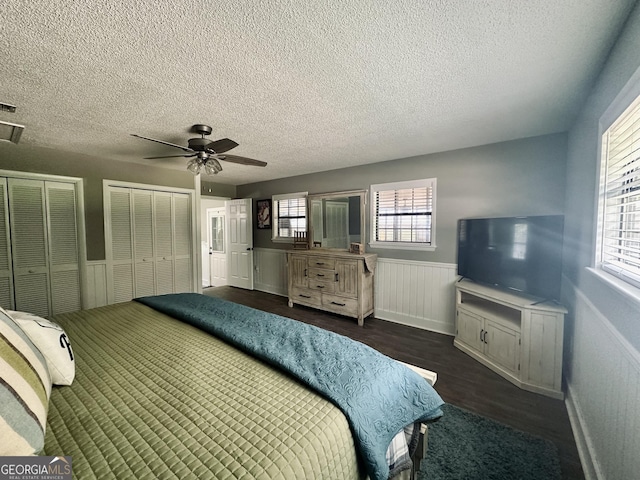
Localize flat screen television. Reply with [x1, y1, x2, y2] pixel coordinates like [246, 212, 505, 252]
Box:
[457, 215, 564, 301]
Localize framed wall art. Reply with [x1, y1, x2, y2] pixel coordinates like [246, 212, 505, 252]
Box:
[257, 199, 272, 229]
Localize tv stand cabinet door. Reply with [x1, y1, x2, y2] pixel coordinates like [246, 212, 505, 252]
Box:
[484, 319, 520, 374]
[456, 308, 484, 352]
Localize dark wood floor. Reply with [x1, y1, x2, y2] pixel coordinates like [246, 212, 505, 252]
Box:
[204, 286, 584, 480]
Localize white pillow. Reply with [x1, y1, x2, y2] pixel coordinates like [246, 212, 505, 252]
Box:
[9, 310, 75, 386]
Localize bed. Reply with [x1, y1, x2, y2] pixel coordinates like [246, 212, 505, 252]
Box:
[3, 294, 443, 479]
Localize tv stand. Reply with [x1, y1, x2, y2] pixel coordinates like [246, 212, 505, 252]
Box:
[454, 279, 567, 399]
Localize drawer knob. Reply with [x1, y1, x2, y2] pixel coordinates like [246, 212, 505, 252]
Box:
[331, 301, 346, 306]
[299, 294, 311, 299]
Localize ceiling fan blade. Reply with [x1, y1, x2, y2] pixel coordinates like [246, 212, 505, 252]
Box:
[131, 134, 193, 153]
[205, 138, 239, 154]
[219, 154, 267, 167]
[143, 153, 197, 159]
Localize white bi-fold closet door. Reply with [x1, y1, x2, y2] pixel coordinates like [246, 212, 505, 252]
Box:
[0, 177, 81, 317]
[106, 185, 194, 304]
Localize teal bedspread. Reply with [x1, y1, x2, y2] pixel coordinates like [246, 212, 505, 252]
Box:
[136, 293, 443, 480]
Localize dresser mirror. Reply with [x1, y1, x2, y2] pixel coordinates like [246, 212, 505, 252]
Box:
[307, 190, 366, 251]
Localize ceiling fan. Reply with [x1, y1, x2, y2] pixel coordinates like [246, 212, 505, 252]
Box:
[131, 124, 267, 175]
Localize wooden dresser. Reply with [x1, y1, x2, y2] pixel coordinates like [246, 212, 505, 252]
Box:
[287, 250, 377, 326]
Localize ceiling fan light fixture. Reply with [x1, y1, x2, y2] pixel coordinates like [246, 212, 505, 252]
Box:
[186, 158, 201, 175]
[209, 157, 222, 171]
[204, 162, 219, 176]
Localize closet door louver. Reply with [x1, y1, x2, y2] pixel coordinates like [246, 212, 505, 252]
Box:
[173, 193, 192, 293]
[133, 190, 155, 297]
[154, 192, 174, 295]
[8, 178, 51, 317]
[46, 182, 81, 314]
[0, 179, 14, 309]
[109, 187, 135, 303]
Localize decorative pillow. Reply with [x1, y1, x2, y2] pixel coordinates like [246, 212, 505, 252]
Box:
[0, 306, 52, 455]
[9, 310, 75, 386]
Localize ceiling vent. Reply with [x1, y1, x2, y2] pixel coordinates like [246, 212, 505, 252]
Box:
[0, 120, 24, 144]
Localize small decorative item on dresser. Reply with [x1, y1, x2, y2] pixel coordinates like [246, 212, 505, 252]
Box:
[350, 242, 364, 254]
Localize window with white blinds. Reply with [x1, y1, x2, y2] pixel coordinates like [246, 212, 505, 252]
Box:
[598, 94, 640, 288]
[370, 178, 436, 250]
[272, 192, 307, 242]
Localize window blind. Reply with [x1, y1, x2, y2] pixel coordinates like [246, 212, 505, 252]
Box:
[600, 97, 640, 287]
[374, 184, 433, 244]
[276, 196, 306, 238]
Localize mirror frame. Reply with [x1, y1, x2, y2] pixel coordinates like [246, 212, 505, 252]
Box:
[307, 189, 367, 252]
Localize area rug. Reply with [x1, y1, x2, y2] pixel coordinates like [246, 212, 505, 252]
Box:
[418, 403, 562, 480]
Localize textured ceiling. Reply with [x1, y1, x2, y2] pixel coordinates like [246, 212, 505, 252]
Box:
[0, 0, 636, 185]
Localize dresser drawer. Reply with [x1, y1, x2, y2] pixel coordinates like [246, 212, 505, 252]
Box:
[308, 267, 336, 281]
[322, 293, 359, 316]
[291, 287, 322, 306]
[308, 278, 336, 293]
[307, 256, 336, 269]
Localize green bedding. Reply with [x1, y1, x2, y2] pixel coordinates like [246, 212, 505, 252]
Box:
[44, 302, 361, 479]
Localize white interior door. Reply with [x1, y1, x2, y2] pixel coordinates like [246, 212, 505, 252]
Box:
[226, 198, 253, 290]
[208, 208, 227, 287]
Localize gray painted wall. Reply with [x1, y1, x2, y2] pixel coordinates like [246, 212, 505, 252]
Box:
[563, 2, 640, 350]
[238, 132, 568, 264]
[0, 143, 195, 261]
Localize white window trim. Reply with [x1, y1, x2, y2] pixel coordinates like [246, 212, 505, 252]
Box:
[369, 178, 436, 251]
[272, 191, 307, 243]
[594, 64, 640, 300]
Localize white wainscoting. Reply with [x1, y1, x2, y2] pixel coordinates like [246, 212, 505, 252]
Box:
[565, 283, 640, 480]
[374, 259, 458, 335]
[253, 248, 288, 296]
[84, 261, 108, 309]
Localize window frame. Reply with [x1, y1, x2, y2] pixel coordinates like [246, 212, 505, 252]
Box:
[271, 192, 308, 243]
[595, 67, 640, 294]
[369, 178, 436, 251]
